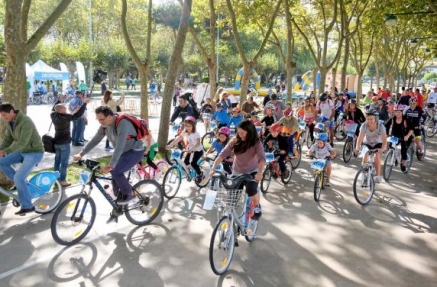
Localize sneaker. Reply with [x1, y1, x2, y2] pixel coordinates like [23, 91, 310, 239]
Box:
[105, 146, 114, 152]
[251, 204, 262, 220]
[117, 194, 136, 205]
[401, 164, 406, 172]
[60, 180, 71, 187]
[15, 206, 35, 216]
[195, 173, 205, 183]
[325, 179, 330, 187]
[154, 169, 163, 181]
[374, 175, 385, 184]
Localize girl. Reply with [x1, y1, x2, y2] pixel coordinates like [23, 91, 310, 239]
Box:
[386, 104, 409, 172]
[303, 96, 316, 142]
[307, 133, 336, 186]
[204, 127, 232, 174]
[227, 106, 244, 129]
[141, 129, 162, 180]
[167, 116, 204, 182]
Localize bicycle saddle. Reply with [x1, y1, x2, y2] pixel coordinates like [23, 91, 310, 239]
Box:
[212, 171, 253, 189]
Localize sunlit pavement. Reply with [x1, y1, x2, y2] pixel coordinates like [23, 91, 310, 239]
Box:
[0, 102, 436, 286]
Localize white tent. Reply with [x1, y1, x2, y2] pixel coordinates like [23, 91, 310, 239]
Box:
[30, 60, 69, 81]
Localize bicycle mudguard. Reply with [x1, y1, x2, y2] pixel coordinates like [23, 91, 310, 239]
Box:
[28, 171, 60, 192]
[212, 171, 252, 189]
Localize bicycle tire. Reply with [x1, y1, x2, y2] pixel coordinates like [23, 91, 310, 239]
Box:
[405, 146, 414, 173]
[195, 159, 212, 188]
[417, 137, 426, 161]
[383, 149, 394, 181]
[209, 216, 235, 275]
[342, 138, 353, 163]
[353, 168, 375, 205]
[281, 160, 293, 184]
[313, 173, 322, 202]
[125, 179, 164, 226]
[244, 213, 259, 242]
[201, 132, 215, 152]
[334, 123, 346, 141]
[33, 179, 64, 214]
[291, 144, 302, 169]
[51, 194, 96, 246]
[425, 121, 437, 138]
[298, 130, 306, 146]
[306, 133, 313, 149]
[162, 166, 182, 199]
[260, 166, 272, 193]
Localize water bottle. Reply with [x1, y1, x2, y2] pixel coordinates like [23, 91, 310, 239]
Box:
[190, 168, 196, 178]
[230, 122, 236, 136]
[104, 184, 116, 200]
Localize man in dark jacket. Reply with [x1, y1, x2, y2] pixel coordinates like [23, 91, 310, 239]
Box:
[170, 95, 196, 124]
[51, 101, 88, 186]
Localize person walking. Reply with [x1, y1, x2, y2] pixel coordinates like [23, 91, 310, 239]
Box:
[0, 103, 44, 215]
[69, 91, 87, 146]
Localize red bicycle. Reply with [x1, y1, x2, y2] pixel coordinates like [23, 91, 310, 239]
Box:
[260, 151, 293, 193]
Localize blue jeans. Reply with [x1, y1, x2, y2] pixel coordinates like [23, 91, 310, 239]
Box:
[0, 152, 44, 208]
[72, 118, 85, 145]
[110, 149, 144, 196]
[287, 132, 296, 155]
[54, 143, 70, 181]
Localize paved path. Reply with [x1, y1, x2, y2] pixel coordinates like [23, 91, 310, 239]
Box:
[0, 103, 436, 286]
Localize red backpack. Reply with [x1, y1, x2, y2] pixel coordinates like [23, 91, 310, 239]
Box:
[114, 113, 149, 140]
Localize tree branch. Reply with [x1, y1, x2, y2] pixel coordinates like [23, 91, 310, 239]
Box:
[121, 0, 144, 67]
[20, 0, 31, 42]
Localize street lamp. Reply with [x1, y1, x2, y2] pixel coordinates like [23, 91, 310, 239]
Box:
[385, 11, 434, 26]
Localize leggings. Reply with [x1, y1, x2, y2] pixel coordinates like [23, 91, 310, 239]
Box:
[184, 150, 203, 175]
[145, 153, 158, 170]
[307, 123, 315, 141]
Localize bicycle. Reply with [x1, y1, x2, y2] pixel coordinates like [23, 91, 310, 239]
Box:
[201, 120, 218, 152]
[342, 121, 358, 163]
[126, 158, 170, 185]
[334, 112, 347, 141]
[310, 156, 331, 202]
[425, 112, 437, 137]
[260, 151, 293, 193]
[0, 170, 63, 214]
[162, 149, 211, 199]
[165, 123, 184, 164]
[383, 136, 413, 181]
[204, 171, 259, 275]
[352, 147, 378, 205]
[297, 120, 312, 149]
[51, 159, 164, 246]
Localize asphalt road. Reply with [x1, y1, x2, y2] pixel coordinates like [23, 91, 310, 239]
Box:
[0, 101, 436, 287]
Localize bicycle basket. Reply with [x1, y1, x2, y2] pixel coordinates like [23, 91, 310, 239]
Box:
[214, 189, 243, 209]
[344, 121, 358, 133]
[299, 121, 307, 130]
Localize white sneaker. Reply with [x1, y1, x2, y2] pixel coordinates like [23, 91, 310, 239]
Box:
[374, 175, 385, 184]
[154, 169, 163, 181]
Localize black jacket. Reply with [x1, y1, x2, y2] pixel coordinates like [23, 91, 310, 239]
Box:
[50, 104, 87, 144]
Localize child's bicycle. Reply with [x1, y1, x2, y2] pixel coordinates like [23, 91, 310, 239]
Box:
[126, 158, 170, 185]
[309, 156, 331, 202]
[203, 171, 259, 275]
[260, 151, 293, 193]
[50, 159, 164, 246]
[165, 123, 184, 164]
[0, 171, 63, 215]
[202, 120, 218, 152]
[342, 121, 358, 163]
[162, 149, 211, 198]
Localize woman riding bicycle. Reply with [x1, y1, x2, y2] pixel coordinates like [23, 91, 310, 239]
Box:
[345, 99, 366, 137]
[210, 120, 266, 220]
[385, 104, 410, 172]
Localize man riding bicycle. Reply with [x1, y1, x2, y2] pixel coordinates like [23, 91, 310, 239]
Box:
[73, 106, 144, 205]
[404, 97, 424, 158]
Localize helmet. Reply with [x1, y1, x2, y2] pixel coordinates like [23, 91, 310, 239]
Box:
[218, 127, 231, 136]
[349, 99, 357, 104]
[365, 109, 379, 117]
[265, 103, 275, 110]
[232, 107, 241, 113]
[317, 133, 328, 142]
[284, 108, 293, 117]
[393, 104, 405, 111]
[271, 94, 278, 100]
[270, 123, 282, 132]
[184, 116, 197, 124]
[388, 98, 395, 104]
[319, 93, 328, 101]
[409, 97, 418, 103]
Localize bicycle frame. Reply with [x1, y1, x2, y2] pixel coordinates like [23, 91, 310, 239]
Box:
[170, 150, 202, 181]
[79, 168, 120, 210]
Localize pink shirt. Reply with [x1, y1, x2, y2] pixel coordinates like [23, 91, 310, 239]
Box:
[219, 140, 265, 174]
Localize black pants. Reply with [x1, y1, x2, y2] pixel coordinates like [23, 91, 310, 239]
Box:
[145, 153, 158, 169]
[184, 150, 203, 175]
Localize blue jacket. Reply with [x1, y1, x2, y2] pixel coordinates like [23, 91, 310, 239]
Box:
[227, 114, 243, 128]
[211, 109, 230, 125]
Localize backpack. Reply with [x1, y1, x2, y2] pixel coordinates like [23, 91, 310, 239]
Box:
[114, 113, 149, 140]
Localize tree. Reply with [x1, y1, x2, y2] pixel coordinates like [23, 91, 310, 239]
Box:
[157, 0, 193, 152]
[3, 0, 73, 113]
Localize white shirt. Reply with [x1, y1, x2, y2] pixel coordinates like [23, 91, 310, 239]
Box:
[182, 131, 203, 152]
[316, 99, 335, 118]
[310, 143, 333, 159]
[427, 91, 437, 104]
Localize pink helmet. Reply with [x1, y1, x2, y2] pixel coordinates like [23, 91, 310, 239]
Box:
[184, 116, 197, 124]
[393, 104, 405, 111]
[218, 127, 231, 136]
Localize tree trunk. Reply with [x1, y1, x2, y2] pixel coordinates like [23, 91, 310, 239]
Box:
[341, 37, 350, 90]
[138, 66, 149, 119]
[208, 59, 217, 102]
[285, 61, 294, 103]
[319, 67, 328, 95]
[331, 68, 337, 91]
[239, 63, 252, 105]
[157, 0, 192, 152]
[356, 72, 363, 104]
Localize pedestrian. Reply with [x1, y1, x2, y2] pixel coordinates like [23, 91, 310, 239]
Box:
[173, 82, 181, 106]
[73, 106, 145, 206]
[79, 80, 87, 94]
[51, 101, 88, 187]
[0, 103, 44, 215]
[131, 77, 136, 90]
[69, 90, 87, 146]
[125, 75, 131, 90]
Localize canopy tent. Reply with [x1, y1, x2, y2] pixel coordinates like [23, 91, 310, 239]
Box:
[30, 60, 69, 81]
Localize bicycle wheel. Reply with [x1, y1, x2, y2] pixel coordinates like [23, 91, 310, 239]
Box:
[201, 132, 214, 152]
[209, 216, 235, 275]
[244, 215, 259, 242]
[260, 166, 272, 193]
[353, 168, 375, 205]
[281, 160, 293, 184]
[383, 149, 394, 181]
[291, 144, 302, 169]
[298, 130, 306, 146]
[334, 122, 346, 141]
[405, 146, 414, 173]
[51, 194, 96, 246]
[125, 179, 164, 225]
[155, 160, 170, 182]
[342, 138, 353, 163]
[162, 166, 182, 199]
[126, 167, 143, 185]
[33, 180, 64, 214]
[313, 173, 323, 201]
[306, 133, 313, 149]
[425, 121, 437, 138]
[195, 159, 212, 188]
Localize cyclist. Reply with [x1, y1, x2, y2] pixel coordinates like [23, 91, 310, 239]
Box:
[241, 96, 260, 117]
[264, 94, 287, 120]
[386, 104, 409, 172]
[141, 127, 162, 180]
[204, 127, 233, 174]
[0, 103, 44, 215]
[227, 107, 244, 129]
[73, 106, 144, 205]
[315, 93, 335, 147]
[426, 86, 437, 109]
[200, 97, 214, 131]
[261, 103, 277, 138]
[277, 108, 299, 157]
[345, 99, 366, 137]
[211, 103, 230, 128]
[170, 95, 196, 124]
[210, 120, 266, 220]
[307, 133, 336, 187]
[354, 109, 388, 183]
[404, 97, 424, 158]
[263, 123, 289, 178]
[166, 116, 204, 183]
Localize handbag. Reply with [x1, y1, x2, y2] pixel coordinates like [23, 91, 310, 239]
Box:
[42, 122, 55, 153]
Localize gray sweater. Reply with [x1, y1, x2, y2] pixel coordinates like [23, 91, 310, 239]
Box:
[81, 116, 144, 166]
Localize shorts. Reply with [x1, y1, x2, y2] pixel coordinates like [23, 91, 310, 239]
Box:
[364, 143, 382, 150]
[413, 128, 422, 139]
[321, 117, 335, 129]
[237, 171, 259, 197]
